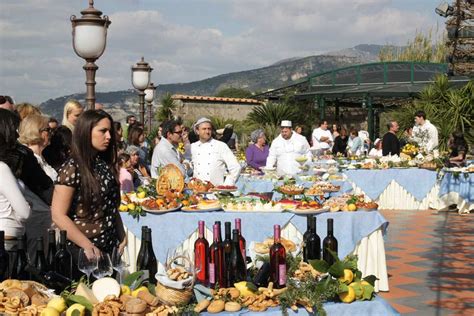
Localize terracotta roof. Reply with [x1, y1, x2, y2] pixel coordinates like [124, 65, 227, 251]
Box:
[171, 94, 262, 104]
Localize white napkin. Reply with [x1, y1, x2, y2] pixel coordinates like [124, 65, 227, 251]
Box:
[155, 262, 193, 290]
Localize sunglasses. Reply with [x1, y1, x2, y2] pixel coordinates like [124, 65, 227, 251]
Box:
[0, 95, 14, 104]
[173, 130, 183, 135]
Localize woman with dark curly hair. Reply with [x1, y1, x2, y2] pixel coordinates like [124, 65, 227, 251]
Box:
[448, 131, 469, 167]
[51, 110, 126, 266]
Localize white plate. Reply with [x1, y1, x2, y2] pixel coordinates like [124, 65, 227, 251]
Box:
[181, 206, 222, 212]
[143, 204, 182, 214]
[224, 208, 283, 213]
[290, 207, 330, 215]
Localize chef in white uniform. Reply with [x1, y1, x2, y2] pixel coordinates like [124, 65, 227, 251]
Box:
[191, 117, 241, 186]
[265, 120, 312, 176]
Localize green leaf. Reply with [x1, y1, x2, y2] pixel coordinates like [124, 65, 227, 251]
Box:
[147, 282, 156, 295]
[246, 282, 258, 292]
[328, 261, 345, 278]
[66, 295, 93, 312]
[124, 271, 144, 288]
[354, 270, 362, 282]
[361, 283, 375, 300]
[309, 259, 329, 273]
[327, 248, 340, 262]
[363, 275, 378, 287]
[337, 282, 349, 294]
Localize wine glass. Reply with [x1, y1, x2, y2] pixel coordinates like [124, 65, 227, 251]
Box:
[92, 253, 113, 279]
[112, 246, 130, 284]
[78, 249, 98, 282]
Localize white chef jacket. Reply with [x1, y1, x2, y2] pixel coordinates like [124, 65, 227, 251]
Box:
[311, 127, 333, 150]
[191, 138, 241, 186]
[412, 120, 439, 152]
[266, 132, 312, 176]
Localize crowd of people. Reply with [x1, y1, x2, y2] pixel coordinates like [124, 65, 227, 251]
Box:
[0, 94, 469, 278]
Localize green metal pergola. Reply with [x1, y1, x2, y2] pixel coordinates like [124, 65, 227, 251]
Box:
[255, 61, 470, 140]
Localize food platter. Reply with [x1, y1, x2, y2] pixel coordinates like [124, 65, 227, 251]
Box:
[143, 204, 182, 214]
[290, 207, 330, 215]
[210, 186, 238, 193]
[181, 205, 223, 212]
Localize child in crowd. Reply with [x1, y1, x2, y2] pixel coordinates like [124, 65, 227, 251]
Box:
[118, 153, 134, 193]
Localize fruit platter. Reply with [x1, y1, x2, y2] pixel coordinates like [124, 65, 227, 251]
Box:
[324, 194, 379, 212]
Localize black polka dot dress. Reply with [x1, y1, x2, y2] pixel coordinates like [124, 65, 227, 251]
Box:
[56, 157, 120, 253]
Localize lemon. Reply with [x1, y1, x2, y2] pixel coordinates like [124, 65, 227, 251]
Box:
[339, 269, 354, 284]
[127, 203, 136, 211]
[234, 281, 255, 297]
[131, 286, 148, 297]
[41, 307, 60, 316]
[118, 204, 129, 212]
[47, 297, 67, 313]
[347, 204, 357, 212]
[338, 286, 356, 303]
[66, 304, 86, 316]
[349, 282, 364, 299]
[137, 191, 146, 199]
[121, 285, 132, 296]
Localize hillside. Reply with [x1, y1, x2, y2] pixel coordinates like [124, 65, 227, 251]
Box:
[40, 44, 387, 121]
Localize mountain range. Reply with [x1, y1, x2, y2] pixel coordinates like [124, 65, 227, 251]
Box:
[39, 44, 384, 121]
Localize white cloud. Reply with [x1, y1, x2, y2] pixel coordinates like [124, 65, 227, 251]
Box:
[0, 0, 442, 103]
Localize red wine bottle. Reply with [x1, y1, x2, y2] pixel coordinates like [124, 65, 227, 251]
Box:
[304, 216, 321, 261]
[322, 218, 338, 265]
[222, 222, 232, 287]
[194, 221, 209, 285]
[33, 237, 47, 281]
[11, 235, 30, 280]
[138, 228, 157, 284]
[269, 225, 286, 289]
[136, 226, 148, 268]
[0, 231, 9, 281]
[235, 218, 246, 261]
[253, 262, 270, 287]
[209, 223, 224, 288]
[228, 229, 247, 285]
[54, 230, 72, 279]
[46, 229, 56, 271]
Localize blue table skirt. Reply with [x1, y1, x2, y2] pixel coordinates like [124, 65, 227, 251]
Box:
[439, 172, 474, 203]
[121, 211, 388, 264]
[344, 169, 437, 201]
[201, 295, 399, 315]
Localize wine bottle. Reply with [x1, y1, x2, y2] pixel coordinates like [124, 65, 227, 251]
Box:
[0, 231, 9, 281]
[269, 225, 286, 289]
[209, 223, 224, 288]
[235, 218, 246, 261]
[228, 229, 247, 285]
[303, 215, 312, 245]
[11, 235, 30, 280]
[46, 229, 56, 271]
[34, 237, 47, 281]
[253, 262, 270, 287]
[322, 218, 338, 265]
[138, 228, 157, 284]
[54, 230, 72, 279]
[136, 226, 148, 268]
[28, 266, 73, 293]
[304, 216, 321, 261]
[222, 222, 232, 287]
[194, 221, 209, 285]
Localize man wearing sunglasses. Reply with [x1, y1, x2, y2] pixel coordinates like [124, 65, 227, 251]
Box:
[0, 95, 15, 111]
[151, 119, 192, 178]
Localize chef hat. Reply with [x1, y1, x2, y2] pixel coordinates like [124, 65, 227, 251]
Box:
[194, 117, 212, 132]
[280, 120, 292, 128]
[374, 138, 381, 145]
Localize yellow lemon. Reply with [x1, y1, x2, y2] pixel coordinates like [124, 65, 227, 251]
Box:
[339, 269, 354, 284]
[118, 204, 129, 212]
[338, 286, 356, 303]
[349, 282, 364, 300]
[127, 203, 136, 211]
[66, 304, 86, 316]
[41, 307, 60, 316]
[131, 286, 148, 298]
[234, 282, 255, 297]
[137, 191, 146, 199]
[121, 285, 132, 296]
[347, 204, 357, 212]
[361, 280, 370, 286]
[47, 297, 67, 313]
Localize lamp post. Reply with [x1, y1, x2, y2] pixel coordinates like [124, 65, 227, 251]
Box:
[144, 83, 156, 132]
[131, 57, 153, 125]
[71, 0, 111, 110]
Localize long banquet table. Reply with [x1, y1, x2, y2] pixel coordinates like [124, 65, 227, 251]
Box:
[121, 210, 389, 291]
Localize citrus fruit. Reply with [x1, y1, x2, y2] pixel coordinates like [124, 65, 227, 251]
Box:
[339, 286, 356, 303]
[339, 269, 354, 284]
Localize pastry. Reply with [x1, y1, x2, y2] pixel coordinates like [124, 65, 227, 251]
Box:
[156, 164, 185, 195]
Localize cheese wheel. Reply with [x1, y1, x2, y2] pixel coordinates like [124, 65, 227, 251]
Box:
[92, 278, 121, 303]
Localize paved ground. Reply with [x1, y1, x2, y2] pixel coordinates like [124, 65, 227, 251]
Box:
[379, 209, 474, 316]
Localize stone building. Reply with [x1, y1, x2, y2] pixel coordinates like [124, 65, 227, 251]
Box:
[171, 94, 262, 122]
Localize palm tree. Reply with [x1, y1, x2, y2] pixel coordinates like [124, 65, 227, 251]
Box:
[155, 93, 176, 122]
[248, 102, 298, 127]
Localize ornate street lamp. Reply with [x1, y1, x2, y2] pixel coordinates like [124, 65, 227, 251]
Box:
[131, 57, 153, 124]
[71, 0, 111, 110]
[144, 83, 156, 132]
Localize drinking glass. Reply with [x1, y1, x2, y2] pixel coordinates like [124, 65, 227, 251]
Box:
[112, 246, 130, 283]
[78, 249, 98, 282]
[92, 253, 113, 279]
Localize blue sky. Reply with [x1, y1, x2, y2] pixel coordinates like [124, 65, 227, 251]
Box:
[0, 0, 446, 103]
